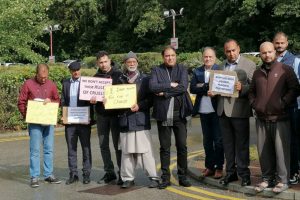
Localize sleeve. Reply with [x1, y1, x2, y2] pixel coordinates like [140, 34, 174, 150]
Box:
[163, 66, 188, 98]
[51, 83, 60, 104]
[149, 67, 171, 93]
[248, 71, 257, 108]
[17, 82, 29, 118]
[190, 70, 209, 95]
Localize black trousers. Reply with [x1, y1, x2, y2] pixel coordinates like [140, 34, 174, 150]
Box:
[157, 115, 188, 181]
[200, 112, 224, 170]
[65, 124, 92, 177]
[96, 114, 121, 174]
[219, 115, 250, 178]
[289, 107, 300, 176]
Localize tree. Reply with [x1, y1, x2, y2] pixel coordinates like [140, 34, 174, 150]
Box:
[0, 0, 52, 63]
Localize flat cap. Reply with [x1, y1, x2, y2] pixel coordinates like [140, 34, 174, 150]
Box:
[68, 61, 81, 70]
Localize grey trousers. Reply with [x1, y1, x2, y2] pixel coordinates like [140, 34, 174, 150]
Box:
[256, 118, 291, 184]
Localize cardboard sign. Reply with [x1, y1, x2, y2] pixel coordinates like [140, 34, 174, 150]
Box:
[209, 70, 239, 98]
[79, 76, 112, 101]
[62, 106, 89, 124]
[104, 84, 137, 109]
[25, 100, 59, 125]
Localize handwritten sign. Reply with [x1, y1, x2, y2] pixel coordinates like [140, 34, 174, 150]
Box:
[25, 100, 59, 125]
[209, 70, 239, 97]
[79, 76, 112, 101]
[104, 84, 137, 109]
[62, 107, 89, 124]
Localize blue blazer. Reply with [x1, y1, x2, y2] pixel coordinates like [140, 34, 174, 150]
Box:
[190, 64, 220, 115]
[280, 51, 296, 67]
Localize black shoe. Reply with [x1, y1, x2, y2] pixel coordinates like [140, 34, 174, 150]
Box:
[121, 180, 135, 188]
[98, 173, 117, 184]
[219, 173, 238, 186]
[30, 178, 39, 188]
[241, 177, 251, 186]
[83, 176, 90, 184]
[148, 179, 159, 188]
[179, 179, 192, 187]
[117, 178, 124, 185]
[158, 180, 171, 189]
[66, 175, 79, 185]
[44, 175, 62, 184]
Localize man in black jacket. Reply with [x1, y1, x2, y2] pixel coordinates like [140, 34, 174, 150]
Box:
[90, 51, 123, 184]
[149, 46, 193, 189]
[61, 61, 93, 185]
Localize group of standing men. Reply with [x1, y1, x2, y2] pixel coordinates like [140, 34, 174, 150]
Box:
[190, 32, 300, 194]
[17, 31, 300, 194]
[17, 46, 193, 190]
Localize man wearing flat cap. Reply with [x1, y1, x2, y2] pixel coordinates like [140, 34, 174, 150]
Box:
[61, 61, 94, 185]
[116, 51, 159, 188]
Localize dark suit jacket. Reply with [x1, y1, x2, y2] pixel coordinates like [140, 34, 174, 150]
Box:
[61, 78, 94, 124]
[149, 63, 193, 121]
[190, 64, 220, 115]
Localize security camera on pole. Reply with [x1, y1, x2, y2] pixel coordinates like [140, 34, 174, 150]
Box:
[163, 8, 183, 49]
[43, 24, 61, 63]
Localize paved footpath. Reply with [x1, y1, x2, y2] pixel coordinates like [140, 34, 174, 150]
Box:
[187, 153, 300, 200]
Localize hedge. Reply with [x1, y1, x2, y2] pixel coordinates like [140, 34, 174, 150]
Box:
[0, 52, 260, 132]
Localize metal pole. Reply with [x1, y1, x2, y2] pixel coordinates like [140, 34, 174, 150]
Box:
[172, 15, 176, 38]
[50, 28, 53, 57]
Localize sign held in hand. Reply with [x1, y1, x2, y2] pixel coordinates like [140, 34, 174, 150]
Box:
[104, 84, 137, 109]
[79, 76, 112, 102]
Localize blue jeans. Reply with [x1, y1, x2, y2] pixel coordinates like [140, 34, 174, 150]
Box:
[28, 124, 54, 178]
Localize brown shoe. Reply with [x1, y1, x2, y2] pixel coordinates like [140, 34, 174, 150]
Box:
[202, 168, 215, 177]
[213, 169, 223, 179]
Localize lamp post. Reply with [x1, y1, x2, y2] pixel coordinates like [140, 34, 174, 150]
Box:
[44, 24, 60, 63]
[163, 8, 184, 49]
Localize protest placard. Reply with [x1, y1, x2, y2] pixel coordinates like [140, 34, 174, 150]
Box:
[209, 70, 239, 98]
[104, 84, 137, 109]
[79, 76, 112, 101]
[25, 100, 59, 125]
[62, 106, 90, 124]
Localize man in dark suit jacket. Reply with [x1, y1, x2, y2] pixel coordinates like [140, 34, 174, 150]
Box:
[190, 47, 224, 179]
[61, 61, 94, 185]
[149, 46, 193, 189]
[217, 39, 256, 186]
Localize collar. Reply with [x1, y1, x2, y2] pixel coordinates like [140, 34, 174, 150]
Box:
[70, 77, 80, 83]
[226, 55, 240, 66]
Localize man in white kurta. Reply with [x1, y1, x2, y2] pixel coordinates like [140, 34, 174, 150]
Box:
[117, 51, 159, 188]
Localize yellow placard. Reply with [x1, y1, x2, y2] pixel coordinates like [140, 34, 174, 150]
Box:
[25, 100, 59, 125]
[104, 84, 137, 109]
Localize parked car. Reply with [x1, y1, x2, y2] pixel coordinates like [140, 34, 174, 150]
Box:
[242, 52, 260, 57]
[62, 59, 78, 67]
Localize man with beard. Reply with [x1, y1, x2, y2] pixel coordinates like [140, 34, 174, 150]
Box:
[117, 51, 159, 189]
[273, 32, 300, 185]
[249, 42, 299, 193]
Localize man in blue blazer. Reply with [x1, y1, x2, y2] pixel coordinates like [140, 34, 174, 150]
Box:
[61, 61, 94, 185]
[273, 32, 300, 185]
[190, 47, 224, 179]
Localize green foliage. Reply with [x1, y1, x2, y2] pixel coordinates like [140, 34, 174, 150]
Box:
[0, 0, 52, 63]
[0, 65, 69, 131]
